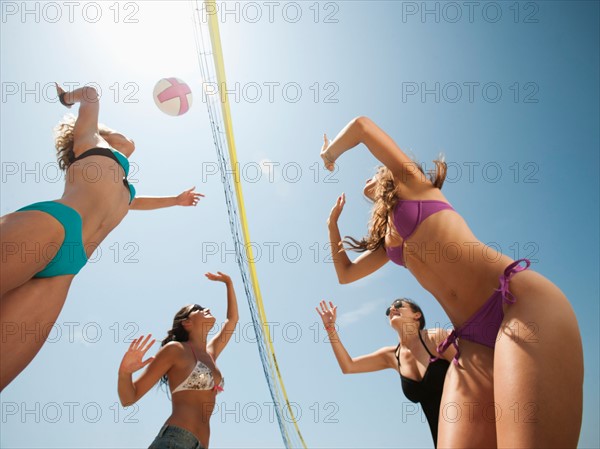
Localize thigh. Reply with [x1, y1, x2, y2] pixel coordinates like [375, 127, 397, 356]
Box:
[0, 276, 73, 390]
[0, 211, 64, 295]
[495, 270, 583, 448]
[437, 341, 497, 449]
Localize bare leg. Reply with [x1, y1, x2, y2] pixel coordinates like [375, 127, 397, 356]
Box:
[0, 275, 74, 391]
[494, 270, 583, 448]
[437, 341, 497, 448]
[0, 211, 64, 295]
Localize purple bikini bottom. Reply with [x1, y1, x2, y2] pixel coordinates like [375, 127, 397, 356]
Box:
[436, 259, 531, 364]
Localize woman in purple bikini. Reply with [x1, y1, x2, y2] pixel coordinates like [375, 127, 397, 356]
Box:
[321, 117, 583, 448]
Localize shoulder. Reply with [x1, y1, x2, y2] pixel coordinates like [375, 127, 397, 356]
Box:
[380, 345, 400, 369]
[158, 341, 187, 359]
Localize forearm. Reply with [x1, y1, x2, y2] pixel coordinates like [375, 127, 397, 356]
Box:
[130, 196, 178, 210]
[325, 326, 354, 374]
[117, 372, 137, 407]
[225, 281, 239, 322]
[61, 86, 98, 105]
[325, 117, 365, 161]
[328, 222, 352, 284]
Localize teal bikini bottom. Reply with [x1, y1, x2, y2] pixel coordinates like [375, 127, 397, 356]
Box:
[16, 201, 88, 278]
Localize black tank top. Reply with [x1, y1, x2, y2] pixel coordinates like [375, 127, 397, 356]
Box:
[395, 332, 449, 448]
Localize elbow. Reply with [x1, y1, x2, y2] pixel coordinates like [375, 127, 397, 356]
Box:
[119, 397, 135, 408]
[340, 365, 353, 375]
[352, 116, 373, 138]
[82, 86, 98, 103]
[123, 139, 135, 155]
[336, 271, 353, 285]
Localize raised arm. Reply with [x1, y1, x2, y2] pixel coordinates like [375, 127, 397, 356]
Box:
[327, 194, 389, 284]
[129, 187, 205, 210]
[206, 272, 239, 360]
[321, 116, 426, 184]
[117, 335, 177, 407]
[316, 301, 396, 374]
[55, 83, 102, 154]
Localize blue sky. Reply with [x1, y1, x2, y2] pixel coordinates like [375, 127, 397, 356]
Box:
[1, 1, 598, 448]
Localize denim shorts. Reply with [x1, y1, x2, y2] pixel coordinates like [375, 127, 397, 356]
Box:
[148, 425, 204, 449]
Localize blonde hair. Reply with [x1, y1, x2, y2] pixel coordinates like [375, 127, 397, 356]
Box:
[54, 114, 76, 171]
[54, 114, 113, 171]
[344, 158, 447, 252]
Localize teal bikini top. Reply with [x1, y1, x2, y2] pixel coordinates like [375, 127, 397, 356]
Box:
[71, 147, 136, 203]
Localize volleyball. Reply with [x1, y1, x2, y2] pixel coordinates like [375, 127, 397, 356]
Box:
[153, 77, 193, 116]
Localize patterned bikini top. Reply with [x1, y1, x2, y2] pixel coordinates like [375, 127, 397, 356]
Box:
[171, 343, 224, 394]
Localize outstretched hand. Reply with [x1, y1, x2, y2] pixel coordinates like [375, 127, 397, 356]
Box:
[328, 193, 346, 226]
[316, 300, 338, 326]
[320, 134, 335, 171]
[176, 187, 204, 206]
[119, 334, 156, 375]
[205, 271, 232, 284]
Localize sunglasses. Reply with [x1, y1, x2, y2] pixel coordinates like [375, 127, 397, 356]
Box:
[185, 304, 205, 318]
[385, 301, 404, 317]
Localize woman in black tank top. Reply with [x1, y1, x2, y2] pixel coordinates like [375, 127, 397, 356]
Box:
[317, 298, 455, 448]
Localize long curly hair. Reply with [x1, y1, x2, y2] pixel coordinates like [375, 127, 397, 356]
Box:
[343, 158, 447, 253]
[54, 114, 77, 171]
[54, 114, 114, 171]
[159, 304, 204, 388]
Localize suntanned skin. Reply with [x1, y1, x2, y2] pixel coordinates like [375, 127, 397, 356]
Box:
[0, 84, 204, 391]
[322, 116, 583, 448]
[118, 272, 239, 449]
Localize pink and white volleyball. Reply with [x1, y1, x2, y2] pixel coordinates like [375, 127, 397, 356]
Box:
[153, 77, 193, 116]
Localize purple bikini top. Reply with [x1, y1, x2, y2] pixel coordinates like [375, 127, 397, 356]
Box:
[386, 200, 455, 267]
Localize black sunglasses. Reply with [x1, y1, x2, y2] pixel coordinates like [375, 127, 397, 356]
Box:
[385, 301, 404, 316]
[185, 304, 205, 318]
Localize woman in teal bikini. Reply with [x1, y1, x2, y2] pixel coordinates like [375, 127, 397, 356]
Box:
[0, 83, 203, 391]
[321, 117, 583, 447]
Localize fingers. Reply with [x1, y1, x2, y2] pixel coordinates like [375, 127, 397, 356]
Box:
[131, 334, 153, 351]
[329, 301, 338, 317]
[131, 335, 143, 350]
[141, 333, 152, 346]
[128, 337, 139, 350]
[320, 299, 331, 314]
[142, 338, 156, 354]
